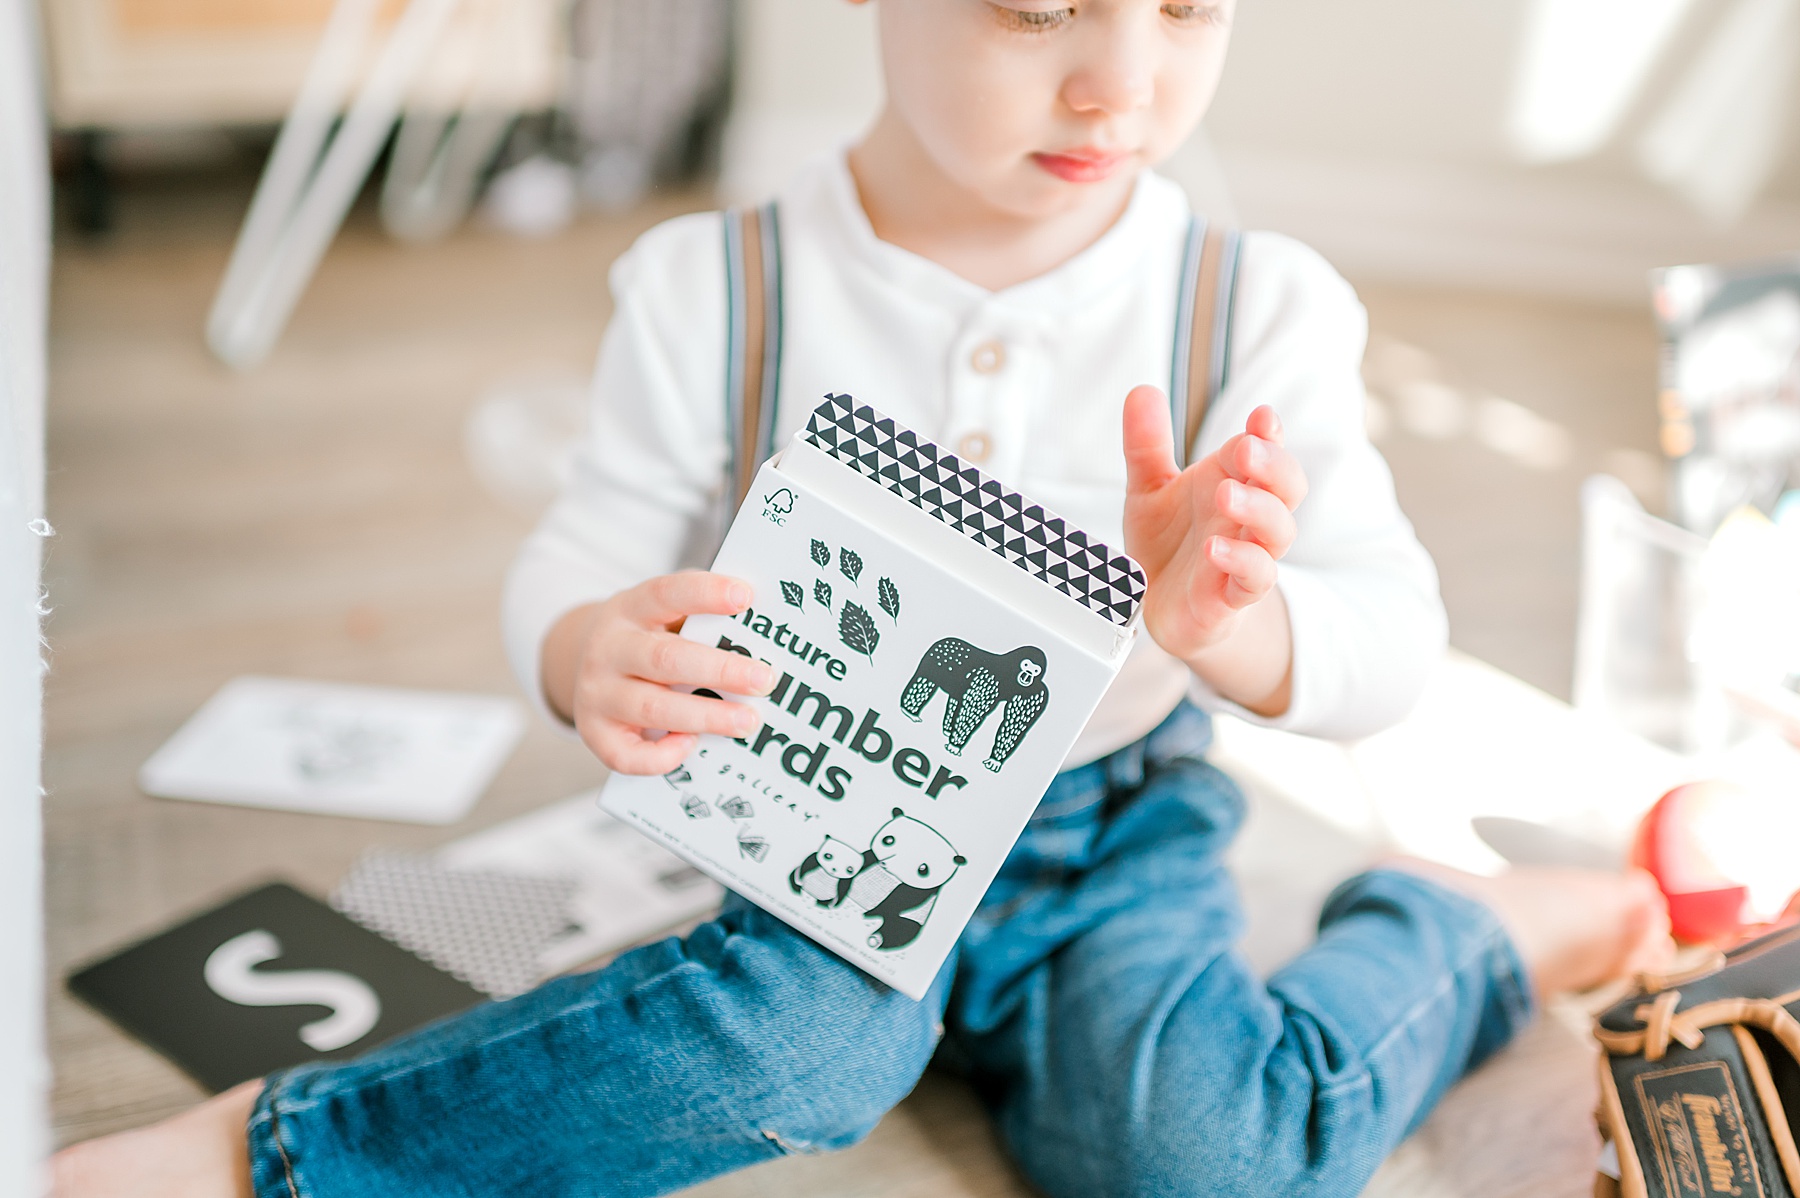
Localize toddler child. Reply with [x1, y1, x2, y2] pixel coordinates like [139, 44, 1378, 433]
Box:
[56, 2, 1670, 1196]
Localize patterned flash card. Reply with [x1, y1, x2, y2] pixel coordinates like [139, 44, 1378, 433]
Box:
[601, 396, 1144, 999]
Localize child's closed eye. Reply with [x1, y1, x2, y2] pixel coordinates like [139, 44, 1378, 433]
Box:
[1161, 3, 1228, 28]
[985, 2, 1228, 35]
[986, 3, 1074, 34]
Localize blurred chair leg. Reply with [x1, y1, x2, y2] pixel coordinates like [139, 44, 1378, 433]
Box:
[205, 0, 465, 370]
[71, 129, 113, 237]
[380, 109, 517, 243]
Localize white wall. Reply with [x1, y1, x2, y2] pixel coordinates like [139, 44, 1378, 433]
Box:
[723, 0, 1800, 300]
[1204, 0, 1800, 298]
[719, 0, 882, 203]
[0, 0, 50, 1191]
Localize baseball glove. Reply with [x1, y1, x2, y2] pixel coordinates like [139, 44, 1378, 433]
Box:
[1593, 924, 1800, 1197]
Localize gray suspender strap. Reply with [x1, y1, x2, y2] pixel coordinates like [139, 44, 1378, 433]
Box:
[1168, 217, 1242, 469]
[722, 201, 784, 524]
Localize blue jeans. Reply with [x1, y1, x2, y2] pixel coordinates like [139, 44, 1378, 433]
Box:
[248, 705, 1533, 1198]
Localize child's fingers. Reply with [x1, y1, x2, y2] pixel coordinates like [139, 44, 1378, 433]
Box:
[582, 718, 700, 776]
[620, 571, 754, 629]
[1121, 384, 1181, 495]
[604, 679, 762, 740]
[1245, 404, 1284, 445]
[621, 632, 776, 695]
[1215, 479, 1297, 558]
[1222, 434, 1308, 511]
[1204, 536, 1277, 607]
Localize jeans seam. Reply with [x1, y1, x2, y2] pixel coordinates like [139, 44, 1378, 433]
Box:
[268, 1098, 302, 1198]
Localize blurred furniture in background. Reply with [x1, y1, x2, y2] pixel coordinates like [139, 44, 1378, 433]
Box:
[1575, 474, 1723, 753]
[203, 0, 560, 367]
[1651, 254, 1800, 535]
[134, 0, 737, 367]
[42, 0, 355, 129]
[564, 0, 731, 212]
[1577, 473, 1800, 771]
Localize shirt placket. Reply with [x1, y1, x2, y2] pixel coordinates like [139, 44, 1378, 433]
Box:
[945, 308, 1037, 486]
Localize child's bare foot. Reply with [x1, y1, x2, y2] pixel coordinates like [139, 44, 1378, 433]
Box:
[1385, 858, 1674, 998]
[52, 1079, 259, 1198]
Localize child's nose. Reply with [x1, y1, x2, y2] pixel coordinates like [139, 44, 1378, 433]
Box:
[1061, 22, 1157, 117]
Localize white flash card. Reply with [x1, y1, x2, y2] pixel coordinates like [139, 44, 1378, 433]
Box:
[140, 676, 525, 825]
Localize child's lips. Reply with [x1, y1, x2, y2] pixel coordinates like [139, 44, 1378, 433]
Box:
[1031, 149, 1130, 183]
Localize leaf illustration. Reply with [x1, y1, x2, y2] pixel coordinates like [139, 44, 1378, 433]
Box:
[813, 579, 832, 610]
[810, 539, 830, 568]
[839, 547, 864, 585]
[877, 577, 900, 623]
[780, 580, 804, 609]
[839, 601, 880, 661]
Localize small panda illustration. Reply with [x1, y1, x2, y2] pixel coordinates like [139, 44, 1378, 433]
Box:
[787, 836, 863, 907]
[842, 808, 966, 950]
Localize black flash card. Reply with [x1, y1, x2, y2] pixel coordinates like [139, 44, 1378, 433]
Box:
[68, 881, 484, 1092]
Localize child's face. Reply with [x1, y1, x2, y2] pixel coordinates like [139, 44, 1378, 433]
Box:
[870, 0, 1234, 218]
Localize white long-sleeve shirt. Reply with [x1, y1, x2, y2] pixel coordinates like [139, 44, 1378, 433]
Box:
[504, 152, 1447, 765]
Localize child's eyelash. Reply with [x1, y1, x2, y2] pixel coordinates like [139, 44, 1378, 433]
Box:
[1162, 3, 1226, 26]
[989, 5, 1075, 33]
[988, 4, 1226, 34]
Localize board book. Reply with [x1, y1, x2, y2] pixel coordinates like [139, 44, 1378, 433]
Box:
[599, 395, 1146, 998]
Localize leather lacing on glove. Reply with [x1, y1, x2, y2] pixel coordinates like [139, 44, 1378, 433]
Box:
[1593, 944, 1800, 1198]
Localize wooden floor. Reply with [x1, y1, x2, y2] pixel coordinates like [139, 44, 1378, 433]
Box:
[42, 163, 1666, 1194]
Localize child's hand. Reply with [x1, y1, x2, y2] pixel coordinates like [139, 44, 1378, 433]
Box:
[1122, 385, 1308, 665]
[553, 572, 776, 775]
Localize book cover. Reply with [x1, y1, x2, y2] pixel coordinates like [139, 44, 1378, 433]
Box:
[599, 395, 1145, 998]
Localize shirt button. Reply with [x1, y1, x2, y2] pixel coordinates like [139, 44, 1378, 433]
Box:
[957, 431, 993, 463]
[969, 340, 1006, 374]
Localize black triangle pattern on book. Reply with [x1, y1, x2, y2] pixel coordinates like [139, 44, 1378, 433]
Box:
[802, 394, 1146, 627]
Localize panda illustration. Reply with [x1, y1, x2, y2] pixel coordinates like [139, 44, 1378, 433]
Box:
[787, 836, 863, 907]
[842, 808, 966, 950]
[898, 637, 1050, 772]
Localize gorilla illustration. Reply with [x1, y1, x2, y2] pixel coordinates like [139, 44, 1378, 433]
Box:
[899, 637, 1049, 772]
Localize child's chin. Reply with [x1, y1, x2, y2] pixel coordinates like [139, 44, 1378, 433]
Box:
[1007, 166, 1136, 212]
